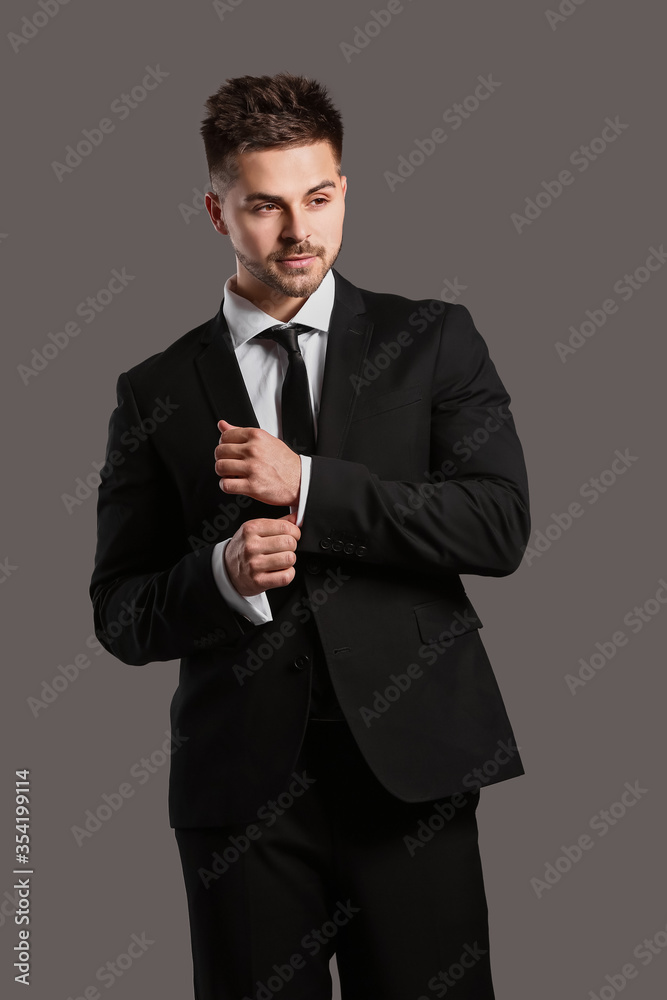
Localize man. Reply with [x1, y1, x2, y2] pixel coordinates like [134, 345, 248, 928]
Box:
[90, 72, 530, 999]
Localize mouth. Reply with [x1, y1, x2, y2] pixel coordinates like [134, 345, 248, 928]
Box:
[277, 255, 318, 269]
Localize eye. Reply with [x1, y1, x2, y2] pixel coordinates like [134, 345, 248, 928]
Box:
[256, 203, 278, 213]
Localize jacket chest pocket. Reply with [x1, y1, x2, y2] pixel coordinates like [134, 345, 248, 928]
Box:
[350, 383, 424, 422]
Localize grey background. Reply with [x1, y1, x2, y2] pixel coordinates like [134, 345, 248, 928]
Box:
[1, 0, 665, 997]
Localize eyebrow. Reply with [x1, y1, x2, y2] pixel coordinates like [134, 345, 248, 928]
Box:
[241, 179, 337, 205]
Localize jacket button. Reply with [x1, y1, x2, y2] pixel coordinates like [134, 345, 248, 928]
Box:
[331, 540, 343, 552]
[355, 545, 367, 556]
[343, 542, 354, 554]
[305, 560, 321, 574]
[292, 655, 310, 671]
[319, 538, 332, 550]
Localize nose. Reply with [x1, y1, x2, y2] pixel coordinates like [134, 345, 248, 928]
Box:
[280, 207, 311, 245]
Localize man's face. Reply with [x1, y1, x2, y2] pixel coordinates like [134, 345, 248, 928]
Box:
[206, 141, 346, 307]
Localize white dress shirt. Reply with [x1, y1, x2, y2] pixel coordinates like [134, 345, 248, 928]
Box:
[211, 267, 336, 625]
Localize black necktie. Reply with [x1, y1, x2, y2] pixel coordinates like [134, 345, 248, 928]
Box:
[253, 323, 316, 455]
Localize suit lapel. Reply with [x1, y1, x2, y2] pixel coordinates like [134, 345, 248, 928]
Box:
[194, 267, 374, 459]
[314, 269, 373, 458]
[194, 310, 261, 436]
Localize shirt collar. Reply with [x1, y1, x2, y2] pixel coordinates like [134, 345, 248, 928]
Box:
[222, 266, 335, 350]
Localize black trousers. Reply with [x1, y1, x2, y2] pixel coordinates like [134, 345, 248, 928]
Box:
[174, 717, 496, 999]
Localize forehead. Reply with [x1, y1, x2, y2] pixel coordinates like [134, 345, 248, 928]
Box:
[232, 141, 339, 193]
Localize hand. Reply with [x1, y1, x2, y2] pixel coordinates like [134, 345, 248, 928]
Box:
[215, 420, 301, 507]
[224, 512, 301, 596]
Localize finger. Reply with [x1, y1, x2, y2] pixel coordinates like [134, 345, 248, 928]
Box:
[214, 443, 248, 460]
[218, 477, 248, 493]
[249, 534, 298, 554]
[215, 459, 248, 477]
[249, 518, 301, 538]
[254, 567, 296, 591]
[217, 420, 252, 444]
[247, 550, 297, 573]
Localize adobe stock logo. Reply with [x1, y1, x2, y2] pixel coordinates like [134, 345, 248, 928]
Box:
[530, 780, 648, 899]
[50, 66, 169, 182]
[511, 116, 629, 234]
[8, 0, 72, 54]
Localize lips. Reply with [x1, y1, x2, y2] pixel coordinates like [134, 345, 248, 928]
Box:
[278, 255, 318, 269]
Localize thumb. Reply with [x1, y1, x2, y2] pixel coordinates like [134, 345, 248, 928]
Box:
[279, 511, 298, 522]
[217, 419, 237, 432]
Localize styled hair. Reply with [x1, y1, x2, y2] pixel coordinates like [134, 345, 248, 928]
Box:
[200, 72, 344, 201]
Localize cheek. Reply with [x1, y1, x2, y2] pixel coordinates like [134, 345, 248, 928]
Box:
[245, 221, 279, 253]
[322, 215, 344, 244]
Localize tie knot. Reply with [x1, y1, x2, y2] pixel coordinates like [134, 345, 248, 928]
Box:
[254, 323, 312, 354]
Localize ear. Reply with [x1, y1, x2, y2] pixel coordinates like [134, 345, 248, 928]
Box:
[205, 191, 229, 235]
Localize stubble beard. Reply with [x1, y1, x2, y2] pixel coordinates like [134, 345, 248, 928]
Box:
[233, 239, 343, 299]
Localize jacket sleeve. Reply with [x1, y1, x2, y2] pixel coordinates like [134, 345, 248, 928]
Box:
[89, 371, 249, 666]
[297, 303, 531, 578]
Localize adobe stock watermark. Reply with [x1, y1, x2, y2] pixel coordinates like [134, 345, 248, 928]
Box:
[178, 177, 213, 224]
[511, 116, 629, 234]
[61, 396, 179, 514]
[565, 578, 667, 694]
[70, 730, 188, 846]
[587, 917, 667, 1000]
[212, 0, 247, 21]
[240, 899, 360, 1000]
[555, 243, 666, 362]
[198, 771, 318, 888]
[17, 267, 135, 385]
[545, 0, 590, 32]
[64, 932, 155, 998]
[0, 557, 18, 586]
[350, 283, 463, 395]
[385, 74, 502, 191]
[232, 566, 351, 685]
[51, 66, 169, 182]
[530, 779, 648, 898]
[522, 448, 638, 566]
[8, 0, 73, 54]
[350, 330, 414, 394]
[340, 0, 416, 62]
[27, 604, 142, 718]
[357, 609, 484, 728]
[403, 738, 521, 856]
[188, 495, 254, 553]
[393, 404, 513, 525]
[0, 884, 24, 931]
[418, 941, 488, 1000]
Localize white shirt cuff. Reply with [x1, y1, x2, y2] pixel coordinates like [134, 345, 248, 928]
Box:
[211, 539, 273, 625]
[291, 454, 311, 527]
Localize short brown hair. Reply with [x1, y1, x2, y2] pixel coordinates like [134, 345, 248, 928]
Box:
[200, 72, 344, 201]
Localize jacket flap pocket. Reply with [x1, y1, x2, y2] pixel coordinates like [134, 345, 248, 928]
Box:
[413, 597, 483, 645]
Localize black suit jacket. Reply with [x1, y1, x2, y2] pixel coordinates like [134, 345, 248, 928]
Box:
[89, 268, 531, 827]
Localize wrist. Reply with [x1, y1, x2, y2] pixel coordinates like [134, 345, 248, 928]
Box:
[291, 454, 303, 506]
